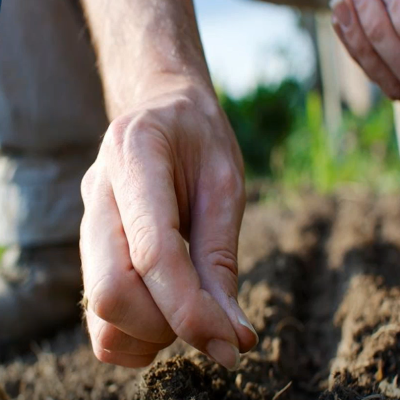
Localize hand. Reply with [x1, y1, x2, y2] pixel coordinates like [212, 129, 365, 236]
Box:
[331, 0, 400, 99]
[80, 79, 258, 370]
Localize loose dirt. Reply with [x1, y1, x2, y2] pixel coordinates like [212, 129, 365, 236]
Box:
[2, 191, 400, 400]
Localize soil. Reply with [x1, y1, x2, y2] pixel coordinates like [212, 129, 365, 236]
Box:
[2, 190, 400, 400]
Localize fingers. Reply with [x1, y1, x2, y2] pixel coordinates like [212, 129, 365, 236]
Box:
[80, 163, 176, 345]
[190, 154, 258, 354]
[331, 0, 400, 99]
[106, 122, 241, 370]
[91, 342, 158, 369]
[352, 0, 400, 81]
[382, 0, 400, 36]
[86, 309, 173, 355]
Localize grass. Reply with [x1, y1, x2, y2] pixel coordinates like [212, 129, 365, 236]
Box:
[279, 93, 400, 193]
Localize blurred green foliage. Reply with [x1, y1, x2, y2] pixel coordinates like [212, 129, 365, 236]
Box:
[219, 80, 400, 193]
[219, 79, 303, 177]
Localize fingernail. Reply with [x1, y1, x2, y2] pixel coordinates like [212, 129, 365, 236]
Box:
[230, 298, 259, 345]
[330, 0, 352, 29]
[206, 339, 240, 371]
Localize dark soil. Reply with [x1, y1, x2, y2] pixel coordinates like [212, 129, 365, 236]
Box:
[2, 191, 400, 400]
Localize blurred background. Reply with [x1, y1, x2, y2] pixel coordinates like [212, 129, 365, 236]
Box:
[194, 0, 400, 197]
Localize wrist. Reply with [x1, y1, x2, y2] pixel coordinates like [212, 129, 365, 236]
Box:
[82, 0, 213, 117]
[106, 71, 218, 118]
[136, 71, 214, 100]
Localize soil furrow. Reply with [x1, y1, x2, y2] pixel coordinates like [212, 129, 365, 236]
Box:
[321, 195, 400, 400]
[3, 194, 400, 399]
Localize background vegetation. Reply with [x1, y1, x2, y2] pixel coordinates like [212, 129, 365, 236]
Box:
[219, 79, 400, 193]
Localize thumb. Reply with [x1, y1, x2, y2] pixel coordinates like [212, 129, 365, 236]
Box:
[190, 166, 259, 353]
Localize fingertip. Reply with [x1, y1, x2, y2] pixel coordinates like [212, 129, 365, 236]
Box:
[228, 298, 259, 353]
[206, 339, 241, 371]
[171, 288, 240, 349]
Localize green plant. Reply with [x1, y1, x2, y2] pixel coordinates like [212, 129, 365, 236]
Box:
[279, 93, 400, 192]
[219, 79, 303, 177]
[220, 81, 400, 193]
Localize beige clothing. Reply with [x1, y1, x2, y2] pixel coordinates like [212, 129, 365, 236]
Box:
[0, 0, 108, 246]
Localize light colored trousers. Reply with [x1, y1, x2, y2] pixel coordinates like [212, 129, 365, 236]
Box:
[0, 0, 108, 246]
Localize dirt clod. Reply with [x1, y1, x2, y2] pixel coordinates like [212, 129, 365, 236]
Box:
[135, 356, 211, 400]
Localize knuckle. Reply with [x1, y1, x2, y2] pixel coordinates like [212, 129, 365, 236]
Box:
[181, 86, 221, 119]
[104, 116, 131, 149]
[130, 223, 163, 278]
[355, 41, 373, 61]
[169, 302, 193, 338]
[207, 248, 238, 275]
[364, 20, 385, 44]
[105, 111, 163, 159]
[94, 323, 117, 351]
[130, 110, 155, 132]
[205, 101, 223, 120]
[103, 115, 141, 161]
[89, 275, 123, 323]
[173, 96, 195, 114]
[215, 164, 245, 200]
[215, 164, 235, 188]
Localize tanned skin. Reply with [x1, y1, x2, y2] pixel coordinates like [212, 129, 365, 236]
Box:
[79, 0, 258, 371]
[331, 0, 400, 99]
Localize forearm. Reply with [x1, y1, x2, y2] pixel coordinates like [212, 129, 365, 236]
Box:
[81, 0, 213, 117]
